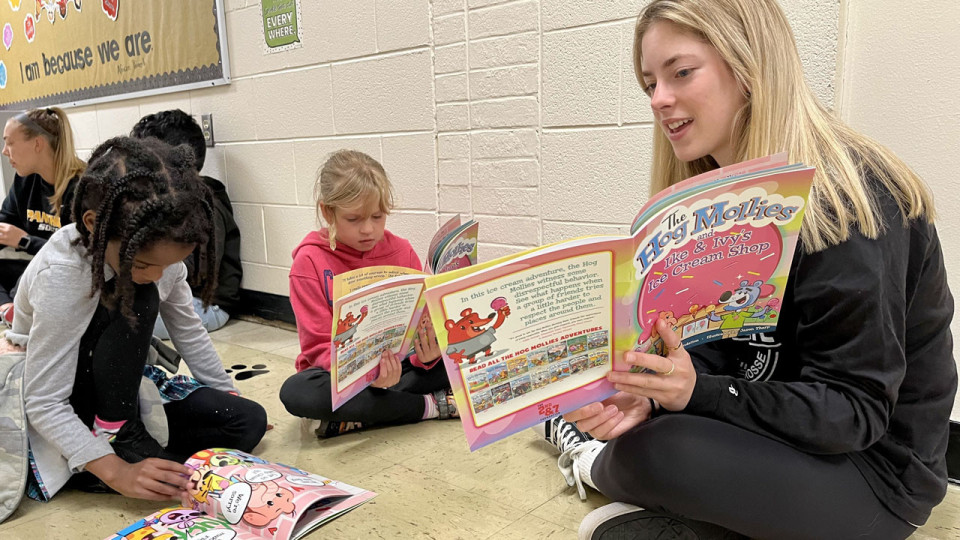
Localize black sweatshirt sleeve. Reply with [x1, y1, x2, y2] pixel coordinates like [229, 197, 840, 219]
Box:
[0, 178, 23, 225]
[0, 176, 41, 252]
[24, 235, 47, 255]
[683, 210, 916, 455]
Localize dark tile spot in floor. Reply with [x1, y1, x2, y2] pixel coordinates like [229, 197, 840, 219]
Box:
[226, 364, 270, 380]
[235, 368, 270, 381]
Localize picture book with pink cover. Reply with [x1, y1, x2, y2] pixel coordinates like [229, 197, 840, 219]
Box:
[105, 448, 375, 540]
[421, 155, 815, 450]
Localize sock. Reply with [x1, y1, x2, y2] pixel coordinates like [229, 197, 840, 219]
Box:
[577, 440, 604, 491]
[93, 416, 126, 442]
[422, 394, 439, 420]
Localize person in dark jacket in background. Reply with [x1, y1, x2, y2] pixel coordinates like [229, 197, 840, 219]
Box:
[130, 109, 242, 337]
[0, 107, 84, 321]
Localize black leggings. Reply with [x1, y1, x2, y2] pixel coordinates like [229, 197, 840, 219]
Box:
[163, 387, 266, 461]
[70, 281, 266, 460]
[591, 415, 916, 540]
[279, 362, 450, 425]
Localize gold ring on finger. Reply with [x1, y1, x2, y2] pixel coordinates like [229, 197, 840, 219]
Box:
[662, 360, 676, 377]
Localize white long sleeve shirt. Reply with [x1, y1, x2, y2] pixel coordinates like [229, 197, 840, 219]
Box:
[8, 224, 237, 497]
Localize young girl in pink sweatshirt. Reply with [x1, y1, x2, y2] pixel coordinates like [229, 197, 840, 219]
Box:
[279, 150, 456, 438]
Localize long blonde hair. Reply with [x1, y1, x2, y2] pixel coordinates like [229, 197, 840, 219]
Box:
[634, 0, 935, 252]
[315, 149, 394, 250]
[14, 107, 86, 218]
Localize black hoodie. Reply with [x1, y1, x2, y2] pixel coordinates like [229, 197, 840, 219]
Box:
[188, 176, 242, 311]
[684, 176, 956, 526]
[0, 173, 77, 255]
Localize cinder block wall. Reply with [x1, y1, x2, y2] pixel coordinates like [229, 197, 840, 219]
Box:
[61, 0, 839, 295]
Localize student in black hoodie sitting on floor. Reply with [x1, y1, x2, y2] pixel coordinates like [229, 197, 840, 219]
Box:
[130, 109, 243, 337]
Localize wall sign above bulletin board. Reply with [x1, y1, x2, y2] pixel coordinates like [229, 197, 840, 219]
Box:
[0, 0, 230, 110]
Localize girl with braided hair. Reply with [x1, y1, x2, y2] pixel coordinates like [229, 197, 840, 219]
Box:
[0, 107, 85, 322]
[6, 136, 266, 503]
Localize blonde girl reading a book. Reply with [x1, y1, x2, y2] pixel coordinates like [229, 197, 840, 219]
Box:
[279, 149, 456, 438]
[0, 107, 85, 323]
[538, 1, 956, 539]
[7, 136, 267, 502]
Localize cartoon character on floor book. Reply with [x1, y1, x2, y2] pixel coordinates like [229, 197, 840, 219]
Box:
[112, 509, 206, 539]
[707, 280, 775, 338]
[152, 508, 205, 531]
[333, 305, 368, 349]
[196, 472, 298, 529]
[188, 464, 232, 504]
[110, 518, 163, 540]
[444, 297, 511, 364]
[243, 480, 297, 527]
[208, 450, 269, 467]
[109, 448, 377, 540]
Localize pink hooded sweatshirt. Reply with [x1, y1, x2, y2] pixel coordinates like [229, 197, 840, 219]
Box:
[289, 228, 433, 372]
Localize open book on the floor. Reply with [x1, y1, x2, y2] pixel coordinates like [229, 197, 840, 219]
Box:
[105, 448, 376, 540]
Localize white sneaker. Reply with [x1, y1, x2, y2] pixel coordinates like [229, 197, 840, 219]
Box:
[534, 416, 605, 500]
[558, 438, 605, 500]
[300, 417, 322, 435]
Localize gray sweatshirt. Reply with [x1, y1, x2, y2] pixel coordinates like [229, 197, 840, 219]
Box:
[6, 224, 238, 497]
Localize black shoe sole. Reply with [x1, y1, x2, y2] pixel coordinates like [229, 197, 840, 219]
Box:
[594, 511, 746, 540]
[595, 513, 700, 540]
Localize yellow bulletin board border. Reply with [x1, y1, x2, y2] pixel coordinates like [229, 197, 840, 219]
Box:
[0, 0, 231, 110]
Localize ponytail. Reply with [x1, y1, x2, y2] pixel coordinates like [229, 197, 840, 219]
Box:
[16, 107, 86, 218]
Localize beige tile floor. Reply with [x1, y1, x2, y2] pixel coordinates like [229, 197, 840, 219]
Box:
[2, 318, 959, 539]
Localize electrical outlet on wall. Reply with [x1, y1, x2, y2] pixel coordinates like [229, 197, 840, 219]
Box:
[201, 114, 215, 147]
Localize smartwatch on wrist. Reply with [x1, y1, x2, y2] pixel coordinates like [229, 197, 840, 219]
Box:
[16, 235, 31, 251]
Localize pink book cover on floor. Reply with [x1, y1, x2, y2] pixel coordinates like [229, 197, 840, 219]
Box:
[105, 448, 375, 540]
[423, 155, 814, 450]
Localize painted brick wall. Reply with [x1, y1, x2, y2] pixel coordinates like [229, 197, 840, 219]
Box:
[58, 0, 839, 298]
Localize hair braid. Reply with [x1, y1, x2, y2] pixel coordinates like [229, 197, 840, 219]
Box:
[86, 183, 131, 296]
[115, 224, 158, 322]
[113, 197, 173, 319]
[72, 136, 218, 327]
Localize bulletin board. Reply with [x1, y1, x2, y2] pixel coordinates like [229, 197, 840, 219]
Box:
[0, 0, 230, 109]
